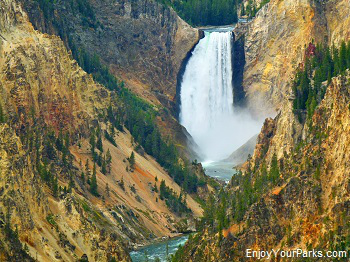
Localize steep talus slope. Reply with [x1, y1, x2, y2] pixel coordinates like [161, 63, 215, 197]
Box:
[0, 0, 204, 260]
[0, 123, 130, 261]
[0, 1, 129, 261]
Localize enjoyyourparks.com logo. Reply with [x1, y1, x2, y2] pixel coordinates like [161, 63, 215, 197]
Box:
[246, 248, 348, 260]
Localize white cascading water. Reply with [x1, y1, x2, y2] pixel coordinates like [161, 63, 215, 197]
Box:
[180, 30, 260, 162]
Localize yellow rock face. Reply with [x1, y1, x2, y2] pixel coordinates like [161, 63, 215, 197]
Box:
[326, 0, 350, 45]
[0, 1, 203, 261]
[243, 0, 350, 116]
[243, 0, 320, 115]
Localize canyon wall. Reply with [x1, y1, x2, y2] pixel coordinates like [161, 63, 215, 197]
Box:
[19, 0, 200, 109]
[176, 68, 350, 262]
[242, 0, 350, 116]
[176, 1, 350, 260]
[0, 0, 205, 260]
[242, 0, 327, 115]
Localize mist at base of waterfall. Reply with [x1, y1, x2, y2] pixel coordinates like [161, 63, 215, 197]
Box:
[179, 29, 263, 162]
[191, 109, 262, 162]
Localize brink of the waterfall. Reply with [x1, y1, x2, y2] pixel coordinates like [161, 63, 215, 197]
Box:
[179, 29, 261, 162]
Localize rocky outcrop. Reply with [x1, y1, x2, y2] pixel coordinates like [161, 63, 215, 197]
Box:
[250, 100, 304, 166]
[19, 0, 200, 108]
[17, 0, 201, 160]
[242, 0, 328, 115]
[0, 0, 205, 260]
[176, 69, 350, 261]
[0, 1, 131, 261]
[242, 0, 350, 116]
[239, 0, 350, 116]
[224, 134, 258, 166]
[175, 0, 350, 258]
[244, 0, 350, 160]
[234, 71, 350, 260]
[325, 0, 350, 45]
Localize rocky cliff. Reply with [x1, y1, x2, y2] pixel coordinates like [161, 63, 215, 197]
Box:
[174, 0, 350, 260]
[19, 0, 200, 110]
[17, 0, 202, 160]
[175, 69, 350, 262]
[241, 0, 350, 116]
[0, 0, 205, 260]
[0, 1, 130, 260]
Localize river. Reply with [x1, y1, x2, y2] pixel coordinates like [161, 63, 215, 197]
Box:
[130, 25, 253, 261]
[129, 160, 235, 262]
[130, 235, 189, 262]
[202, 161, 238, 182]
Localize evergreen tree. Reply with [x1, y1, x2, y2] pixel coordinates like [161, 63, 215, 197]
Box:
[333, 46, 341, 75]
[89, 131, 96, 154]
[347, 41, 350, 69]
[81, 171, 85, 184]
[0, 103, 5, 123]
[90, 162, 98, 196]
[151, 130, 159, 158]
[293, 41, 350, 120]
[56, 130, 64, 151]
[64, 133, 70, 151]
[97, 134, 103, 152]
[129, 151, 136, 169]
[119, 176, 125, 191]
[97, 151, 103, 166]
[269, 154, 279, 183]
[340, 41, 347, 73]
[101, 155, 107, 175]
[53, 175, 59, 197]
[159, 180, 167, 200]
[106, 149, 112, 174]
[203, 193, 215, 229]
[240, 3, 245, 16]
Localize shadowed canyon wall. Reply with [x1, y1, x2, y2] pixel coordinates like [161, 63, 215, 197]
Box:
[19, 0, 200, 110]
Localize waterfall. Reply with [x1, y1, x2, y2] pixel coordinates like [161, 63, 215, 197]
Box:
[180, 30, 260, 162]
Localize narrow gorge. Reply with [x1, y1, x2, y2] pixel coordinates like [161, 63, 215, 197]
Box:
[1, 0, 350, 261]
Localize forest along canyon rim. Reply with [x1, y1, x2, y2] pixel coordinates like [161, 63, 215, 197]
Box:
[179, 26, 263, 180]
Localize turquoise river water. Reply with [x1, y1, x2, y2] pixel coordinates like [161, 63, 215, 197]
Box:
[130, 235, 189, 262]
